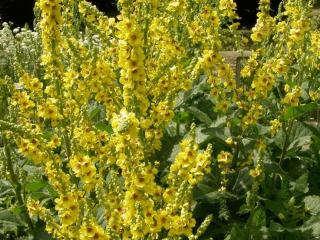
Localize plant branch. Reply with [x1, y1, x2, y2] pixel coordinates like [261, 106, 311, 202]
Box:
[279, 120, 294, 167]
[2, 134, 35, 236]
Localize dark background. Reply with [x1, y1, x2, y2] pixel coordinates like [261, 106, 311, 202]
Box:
[0, 0, 282, 29]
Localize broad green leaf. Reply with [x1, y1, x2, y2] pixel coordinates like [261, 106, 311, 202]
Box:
[257, 124, 270, 135]
[96, 207, 106, 226]
[46, 184, 59, 198]
[285, 121, 312, 154]
[290, 173, 309, 194]
[25, 180, 47, 192]
[304, 195, 320, 215]
[167, 143, 180, 163]
[287, 135, 311, 152]
[283, 103, 318, 121]
[0, 209, 24, 235]
[197, 126, 230, 149]
[173, 111, 192, 123]
[301, 215, 320, 237]
[95, 121, 113, 133]
[194, 183, 214, 197]
[88, 107, 101, 121]
[232, 168, 253, 195]
[187, 106, 212, 125]
[264, 199, 286, 216]
[195, 191, 237, 203]
[195, 127, 214, 145]
[269, 221, 286, 232]
[210, 116, 227, 128]
[251, 207, 266, 227]
[300, 121, 320, 140]
[22, 165, 43, 174]
[228, 224, 249, 240]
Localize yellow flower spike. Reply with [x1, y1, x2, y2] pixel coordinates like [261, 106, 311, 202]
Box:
[47, 134, 61, 149]
[10, 0, 318, 238]
[69, 155, 97, 186]
[79, 219, 111, 240]
[12, 91, 35, 112]
[225, 137, 234, 145]
[217, 151, 233, 165]
[282, 86, 302, 106]
[270, 119, 282, 136]
[219, 0, 237, 19]
[309, 90, 320, 101]
[249, 164, 263, 178]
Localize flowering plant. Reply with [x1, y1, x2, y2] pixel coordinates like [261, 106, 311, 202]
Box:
[0, 0, 320, 239]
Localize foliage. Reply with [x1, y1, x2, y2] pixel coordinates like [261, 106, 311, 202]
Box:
[0, 0, 320, 239]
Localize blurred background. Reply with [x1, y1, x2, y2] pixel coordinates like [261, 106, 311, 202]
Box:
[0, 0, 318, 29]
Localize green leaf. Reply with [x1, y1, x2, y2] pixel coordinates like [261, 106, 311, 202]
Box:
[251, 207, 266, 227]
[187, 106, 212, 125]
[89, 108, 101, 120]
[269, 221, 286, 232]
[290, 173, 309, 194]
[46, 184, 59, 198]
[173, 111, 192, 123]
[210, 116, 227, 128]
[22, 165, 42, 174]
[264, 200, 285, 216]
[300, 121, 320, 140]
[285, 122, 312, 153]
[95, 122, 113, 133]
[195, 191, 237, 203]
[25, 180, 47, 192]
[232, 168, 253, 195]
[0, 209, 24, 234]
[88, 106, 101, 121]
[301, 215, 320, 237]
[228, 224, 249, 240]
[287, 135, 311, 152]
[304, 195, 320, 215]
[195, 127, 214, 145]
[96, 207, 106, 226]
[283, 103, 318, 121]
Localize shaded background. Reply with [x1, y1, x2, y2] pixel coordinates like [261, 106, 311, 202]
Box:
[0, 0, 288, 29]
[0, 0, 118, 28]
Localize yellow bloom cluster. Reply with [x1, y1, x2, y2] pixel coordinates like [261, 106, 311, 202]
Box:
[9, 1, 223, 239]
[270, 119, 282, 136]
[38, 0, 63, 74]
[217, 151, 233, 191]
[55, 191, 82, 226]
[117, 17, 149, 114]
[69, 155, 97, 187]
[251, 0, 275, 42]
[6, 0, 318, 239]
[239, 0, 319, 133]
[282, 85, 302, 106]
[168, 128, 212, 186]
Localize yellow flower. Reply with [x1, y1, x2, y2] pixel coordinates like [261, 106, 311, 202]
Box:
[270, 119, 282, 136]
[79, 219, 110, 240]
[225, 137, 233, 145]
[155, 210, 171, 230]
[250, 164, 263, 178]
[69, 155, 97, 185]
[282, 86, 301, 106]
[55, 192, 81, 226]
[38, 99, 62, 121]
[217, 151, 233, 165]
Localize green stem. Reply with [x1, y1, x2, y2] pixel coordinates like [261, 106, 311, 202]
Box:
[279, 120, 294, 167]
[176, 120, 180, 137]
[2, 135, 35, 236]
